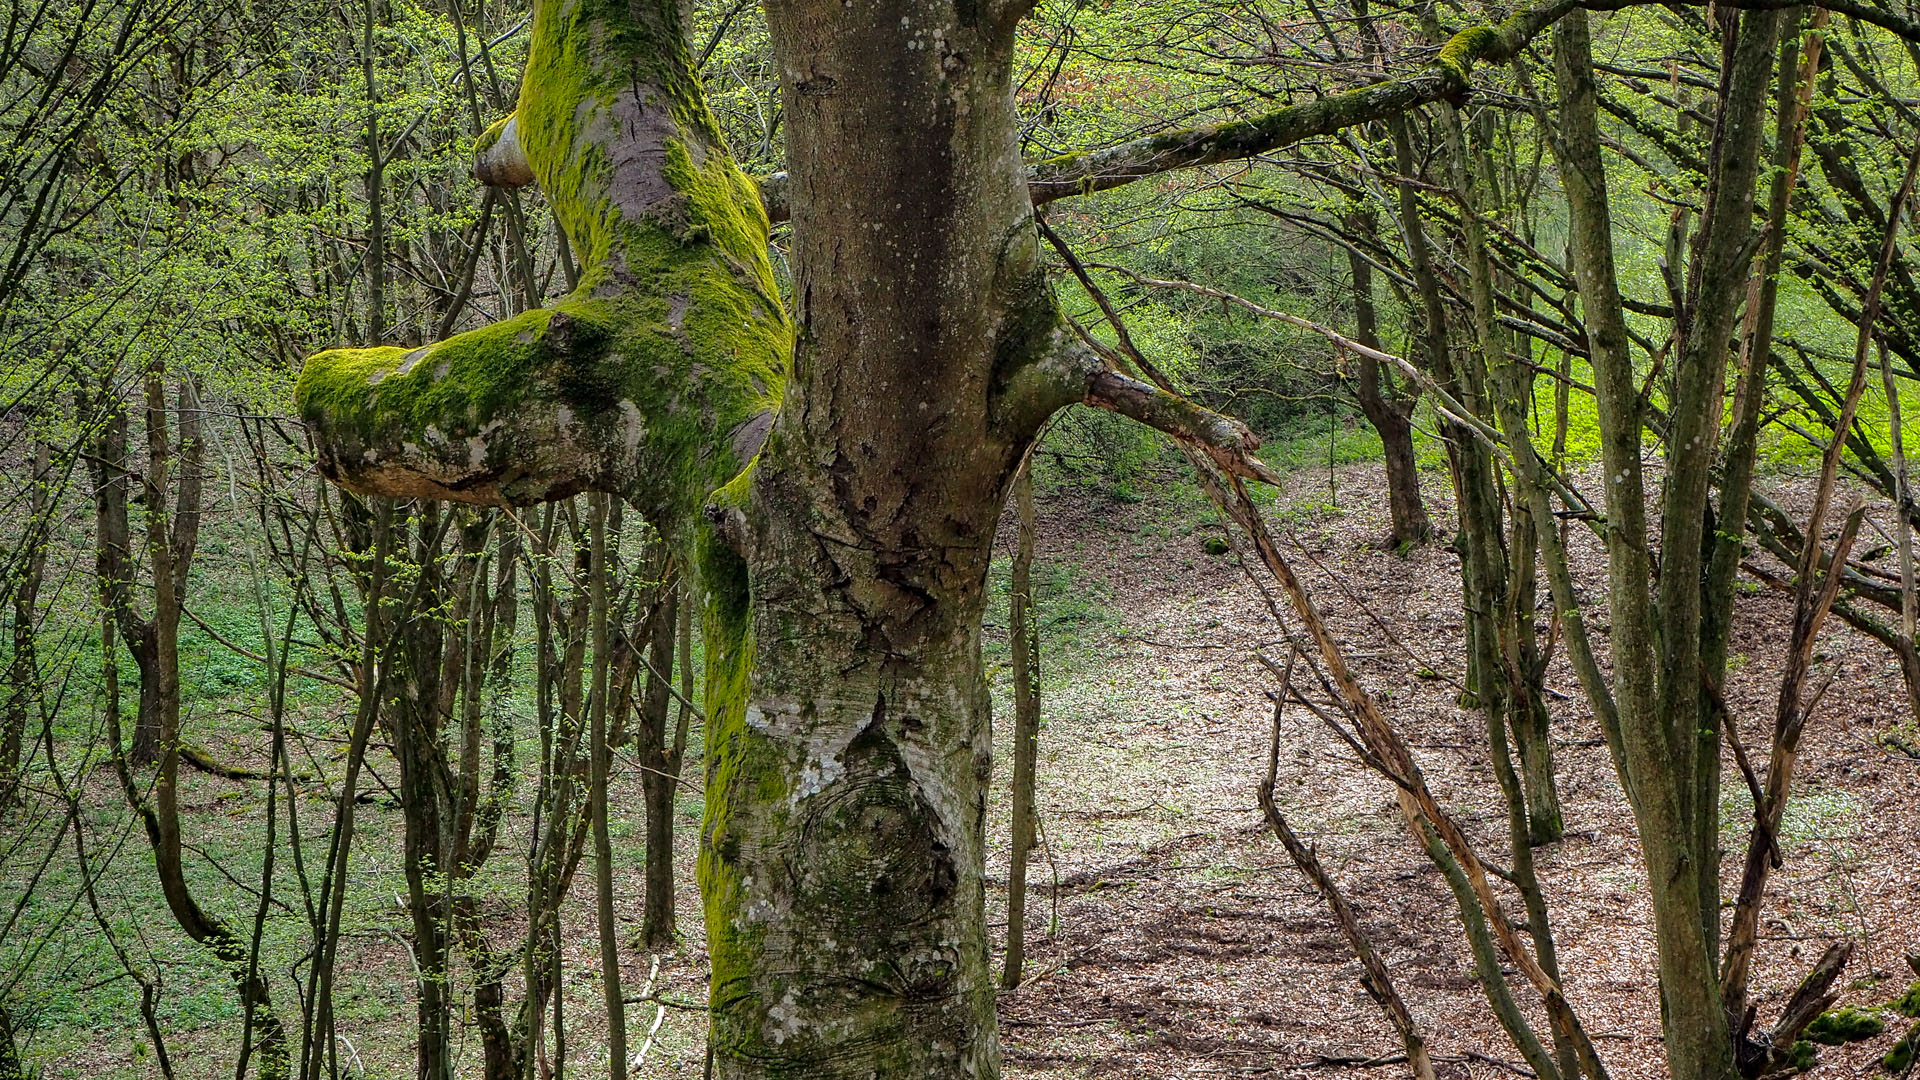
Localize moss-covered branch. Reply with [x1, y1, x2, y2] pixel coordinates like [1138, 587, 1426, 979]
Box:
[1024, 5, 1572, 204]
[473, 112, 532, 188]
[297, 0, 790, 532]
[978, 0, 1920, 213]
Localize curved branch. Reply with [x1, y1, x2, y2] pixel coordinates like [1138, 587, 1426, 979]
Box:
[298, 0, 789, 529]
[759, 13, 1542, 224]
[1083, 368, 1283, 486]
[1025, 5, 1573, 204]
[472, 113, 532, 188]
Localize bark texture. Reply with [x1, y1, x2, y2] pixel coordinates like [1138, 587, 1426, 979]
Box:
[701, 4, 1064, 1073]
[1551, 10, 1785, 1079]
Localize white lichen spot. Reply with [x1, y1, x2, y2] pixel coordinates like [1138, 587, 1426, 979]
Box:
[618, 399, 645, 450]
[391, 347, 431, 378]
[766, 987, 804, 1045]
[793, 751, 845, 804]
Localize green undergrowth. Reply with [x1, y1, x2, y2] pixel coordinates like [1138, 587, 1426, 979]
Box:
[984, 553, 1123, 695]
[3, 495, 709, 1078]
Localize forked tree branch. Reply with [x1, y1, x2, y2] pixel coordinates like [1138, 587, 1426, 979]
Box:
[1257, 666, 1439, 1080]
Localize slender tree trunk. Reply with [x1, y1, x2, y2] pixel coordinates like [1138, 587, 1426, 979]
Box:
[1344, 231, 1430, 547]
[1002, 461, 1039, 990]
[0, 1006, 22, 1080]
[393, 505, 455, 1080]
[639, 568, 680, 950]
[302, 494, 389, 1080]
[473, 526, 521, 1080]
[2, 441, 51, 802]
[1553, 10, 1785, 1078]
[518, 502, 598, 1080]
[93, 372, 288, 1079]
[1435, 100, 1564, 846]
[589, 494, 628, 1080]
[361, 0, 386, 345]
[1719, 13, 1824, 1028]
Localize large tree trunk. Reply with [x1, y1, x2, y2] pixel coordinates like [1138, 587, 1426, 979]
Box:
[294, 1, 1246, 1075]
[703, 6, 1051, 1073]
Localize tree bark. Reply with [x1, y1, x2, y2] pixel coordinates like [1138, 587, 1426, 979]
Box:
[1344, 235, 1430, 548]
[1002, 461, 1040, 991]
[1552, 10, 1784, 1079]
[698, 6, 1058, 1073]
[91, 372, 287, 1079]
[589, 494, 629, 1080]
[639, 564, 680, 950]
[2, 440, 51, 803]
[391, 506, 457, 1080]
[292, 0, 1449, 1075]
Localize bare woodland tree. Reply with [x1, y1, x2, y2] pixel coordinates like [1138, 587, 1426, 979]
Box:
[259, 0, 1920, 1077]
[289, 0, 1617, 1074]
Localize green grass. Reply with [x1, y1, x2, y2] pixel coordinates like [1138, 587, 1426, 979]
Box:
[0, 498, 707, 1078]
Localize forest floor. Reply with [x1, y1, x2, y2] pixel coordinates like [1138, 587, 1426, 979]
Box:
[967, 460, 1920, 1080]
[22, 457, 1920, 1080]
[617, 456, 1920, 1079]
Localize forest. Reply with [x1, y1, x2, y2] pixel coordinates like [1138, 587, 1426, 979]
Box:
[4, 0, 1920, 1077]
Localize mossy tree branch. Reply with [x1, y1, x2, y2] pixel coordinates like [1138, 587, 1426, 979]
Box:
[296, 0, 789, 536]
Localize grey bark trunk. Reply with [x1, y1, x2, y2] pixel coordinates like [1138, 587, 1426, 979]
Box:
[1344, 237, 1430, 548]
[1552, 10, 1785, 1079]
[1002, 463, 1040, 991]
[702, 5, 1051, 1074]
[639, 573, 680, 949]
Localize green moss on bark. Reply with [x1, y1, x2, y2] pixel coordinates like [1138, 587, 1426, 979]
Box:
[1808, 1005, 1887, 1044]
[297, 0, 790, 515]
[1437, 25, 1499, 81]
[475, 112, 511, 156]
[512, 0, 736, 269]
[694, 536, 782, 1051]
[1885, 1021, 1920, 1073]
